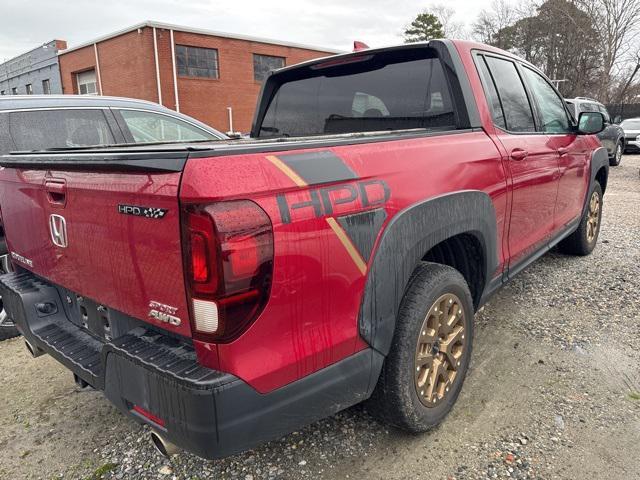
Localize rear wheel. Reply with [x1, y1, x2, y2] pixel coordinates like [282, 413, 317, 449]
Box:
[558, 183, 603, 256]
[368, 262, 474, 432]
[610, 141, 622, 166]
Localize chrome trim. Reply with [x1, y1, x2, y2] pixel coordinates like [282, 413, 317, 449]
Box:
[49, 214, 68, 248]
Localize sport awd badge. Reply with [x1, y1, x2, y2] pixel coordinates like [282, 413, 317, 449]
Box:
[148, 301, 181, 326]
[118, 204, 168, 219]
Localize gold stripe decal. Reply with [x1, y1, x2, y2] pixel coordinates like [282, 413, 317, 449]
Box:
[326, 217, 367, 275]
[266, 155, 308, 187]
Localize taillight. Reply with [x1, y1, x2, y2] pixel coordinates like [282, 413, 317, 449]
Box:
[182, 200, 273, 342]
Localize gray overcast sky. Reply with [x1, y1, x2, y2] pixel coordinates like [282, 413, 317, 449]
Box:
[0, 0, 493, 61]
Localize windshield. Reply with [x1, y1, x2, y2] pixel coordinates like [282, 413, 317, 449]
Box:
[258, 48, 457, 138]
[621, 120, 640, 130]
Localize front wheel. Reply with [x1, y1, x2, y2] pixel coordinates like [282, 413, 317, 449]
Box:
[367, 262, 474, 432]
[610, 141, 622, 166]
[558, 183, 603, 256]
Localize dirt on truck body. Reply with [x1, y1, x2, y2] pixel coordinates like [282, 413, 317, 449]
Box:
[0, 39, 610, 460]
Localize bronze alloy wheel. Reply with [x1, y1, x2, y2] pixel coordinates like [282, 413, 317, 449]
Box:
[414, 293, 466, 407]
[586, 190, 601, 243]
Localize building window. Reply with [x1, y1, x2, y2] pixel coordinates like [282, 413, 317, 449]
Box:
[42, 79, 51, 95]
[253, 54, 285, 82]
[76, 70, 98, 95]
[25, 84, 33, 95]
[176, 45, 219, 79]
[11, 87, 17, 95]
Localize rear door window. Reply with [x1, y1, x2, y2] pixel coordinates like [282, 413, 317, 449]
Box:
[117, 110, 219, 143]
[521, 67, 571, 134]
[6, 109, 115, 151]
[258, 49, 457, 137]
[483, 56, 536, 133]
[475, 56, 506, 129]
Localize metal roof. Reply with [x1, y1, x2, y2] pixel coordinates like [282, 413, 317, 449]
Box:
[59, 21, 343, 55]
[0, 94, 165, 110]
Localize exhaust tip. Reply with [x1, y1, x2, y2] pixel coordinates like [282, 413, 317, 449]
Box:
[150, 431, 180, 457]
[24, 339, 44, 358]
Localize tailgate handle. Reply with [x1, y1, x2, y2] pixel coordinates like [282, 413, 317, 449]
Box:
[44, 179, 67, 206]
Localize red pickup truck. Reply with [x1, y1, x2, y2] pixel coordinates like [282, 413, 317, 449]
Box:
[0, 40, 608, 460]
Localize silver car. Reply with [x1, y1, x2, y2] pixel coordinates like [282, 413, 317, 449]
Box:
[619, 118, 640, 153]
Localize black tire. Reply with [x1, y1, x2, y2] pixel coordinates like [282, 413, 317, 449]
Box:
[558, 182, 603, 256]
[0, 323, 20, 341]
[609, 141, 622, 166]
[367, 262, 474, 432]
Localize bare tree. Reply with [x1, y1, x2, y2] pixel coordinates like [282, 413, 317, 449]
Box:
[580, 0, 640, 101]
[472, 0, 520, 47]
[430, 4, 468, 38]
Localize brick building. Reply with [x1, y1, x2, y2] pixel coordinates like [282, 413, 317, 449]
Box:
[58, 21, 340, 133]
[0, 40, 67, 96]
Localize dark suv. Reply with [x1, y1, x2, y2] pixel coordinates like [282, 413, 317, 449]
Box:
[565, 97, 624, 166]
[0, 95, 226, 340]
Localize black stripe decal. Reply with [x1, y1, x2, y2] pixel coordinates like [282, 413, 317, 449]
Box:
[277, 151, 357, 185]
[336, 208, 387, 262]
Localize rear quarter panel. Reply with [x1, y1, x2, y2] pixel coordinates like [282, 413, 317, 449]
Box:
[181, 131, 508, 392]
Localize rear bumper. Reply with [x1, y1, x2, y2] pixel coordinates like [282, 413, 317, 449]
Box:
[0, 270, 382, 459]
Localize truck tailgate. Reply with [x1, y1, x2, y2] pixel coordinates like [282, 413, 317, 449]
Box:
[0, 160, 192, 338]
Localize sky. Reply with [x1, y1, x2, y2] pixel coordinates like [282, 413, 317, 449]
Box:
[0, 0, 492, 61]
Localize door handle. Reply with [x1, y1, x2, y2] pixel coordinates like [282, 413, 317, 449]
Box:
[510, 148, 528, 161]
[557, 147, 569, 156]
[44, 179, 67, 206]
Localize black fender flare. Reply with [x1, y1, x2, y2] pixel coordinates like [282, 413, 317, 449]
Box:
[358, 191, 498, 356]
[583, 146, 609, 215]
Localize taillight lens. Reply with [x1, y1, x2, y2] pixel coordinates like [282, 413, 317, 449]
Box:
[183, 200, 273, 342]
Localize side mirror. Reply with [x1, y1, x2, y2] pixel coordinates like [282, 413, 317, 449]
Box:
[577, 111, 605, 135]
[614, 115, 622, 124]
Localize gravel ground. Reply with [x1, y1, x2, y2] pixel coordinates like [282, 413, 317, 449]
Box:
[1, 156, 639, 480]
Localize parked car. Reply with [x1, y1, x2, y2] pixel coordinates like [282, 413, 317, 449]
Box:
[565, 97, 624, 165]
[0, 40, 608, 460]
[0, 95, 227, 156]
[619, 117, 640, 153]
[0, 95, 227, 341]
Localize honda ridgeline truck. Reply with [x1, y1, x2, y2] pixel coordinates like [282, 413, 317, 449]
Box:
[0, 40, 608, 459]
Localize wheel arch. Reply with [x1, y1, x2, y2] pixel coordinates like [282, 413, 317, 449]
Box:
[358, 191, 498, 356]
[589, 146, 609, 197]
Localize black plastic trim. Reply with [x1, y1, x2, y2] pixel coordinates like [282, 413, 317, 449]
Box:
[188, 128, 480, 159]
[0, 151, 189, 172]
[358, 191, 498, 355]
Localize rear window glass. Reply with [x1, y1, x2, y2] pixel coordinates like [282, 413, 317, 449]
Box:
[6, 109, 115, 151]
[258, 49, 456, 138]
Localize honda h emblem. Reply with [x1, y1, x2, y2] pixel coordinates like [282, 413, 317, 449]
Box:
[49, 214, 68, 248]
